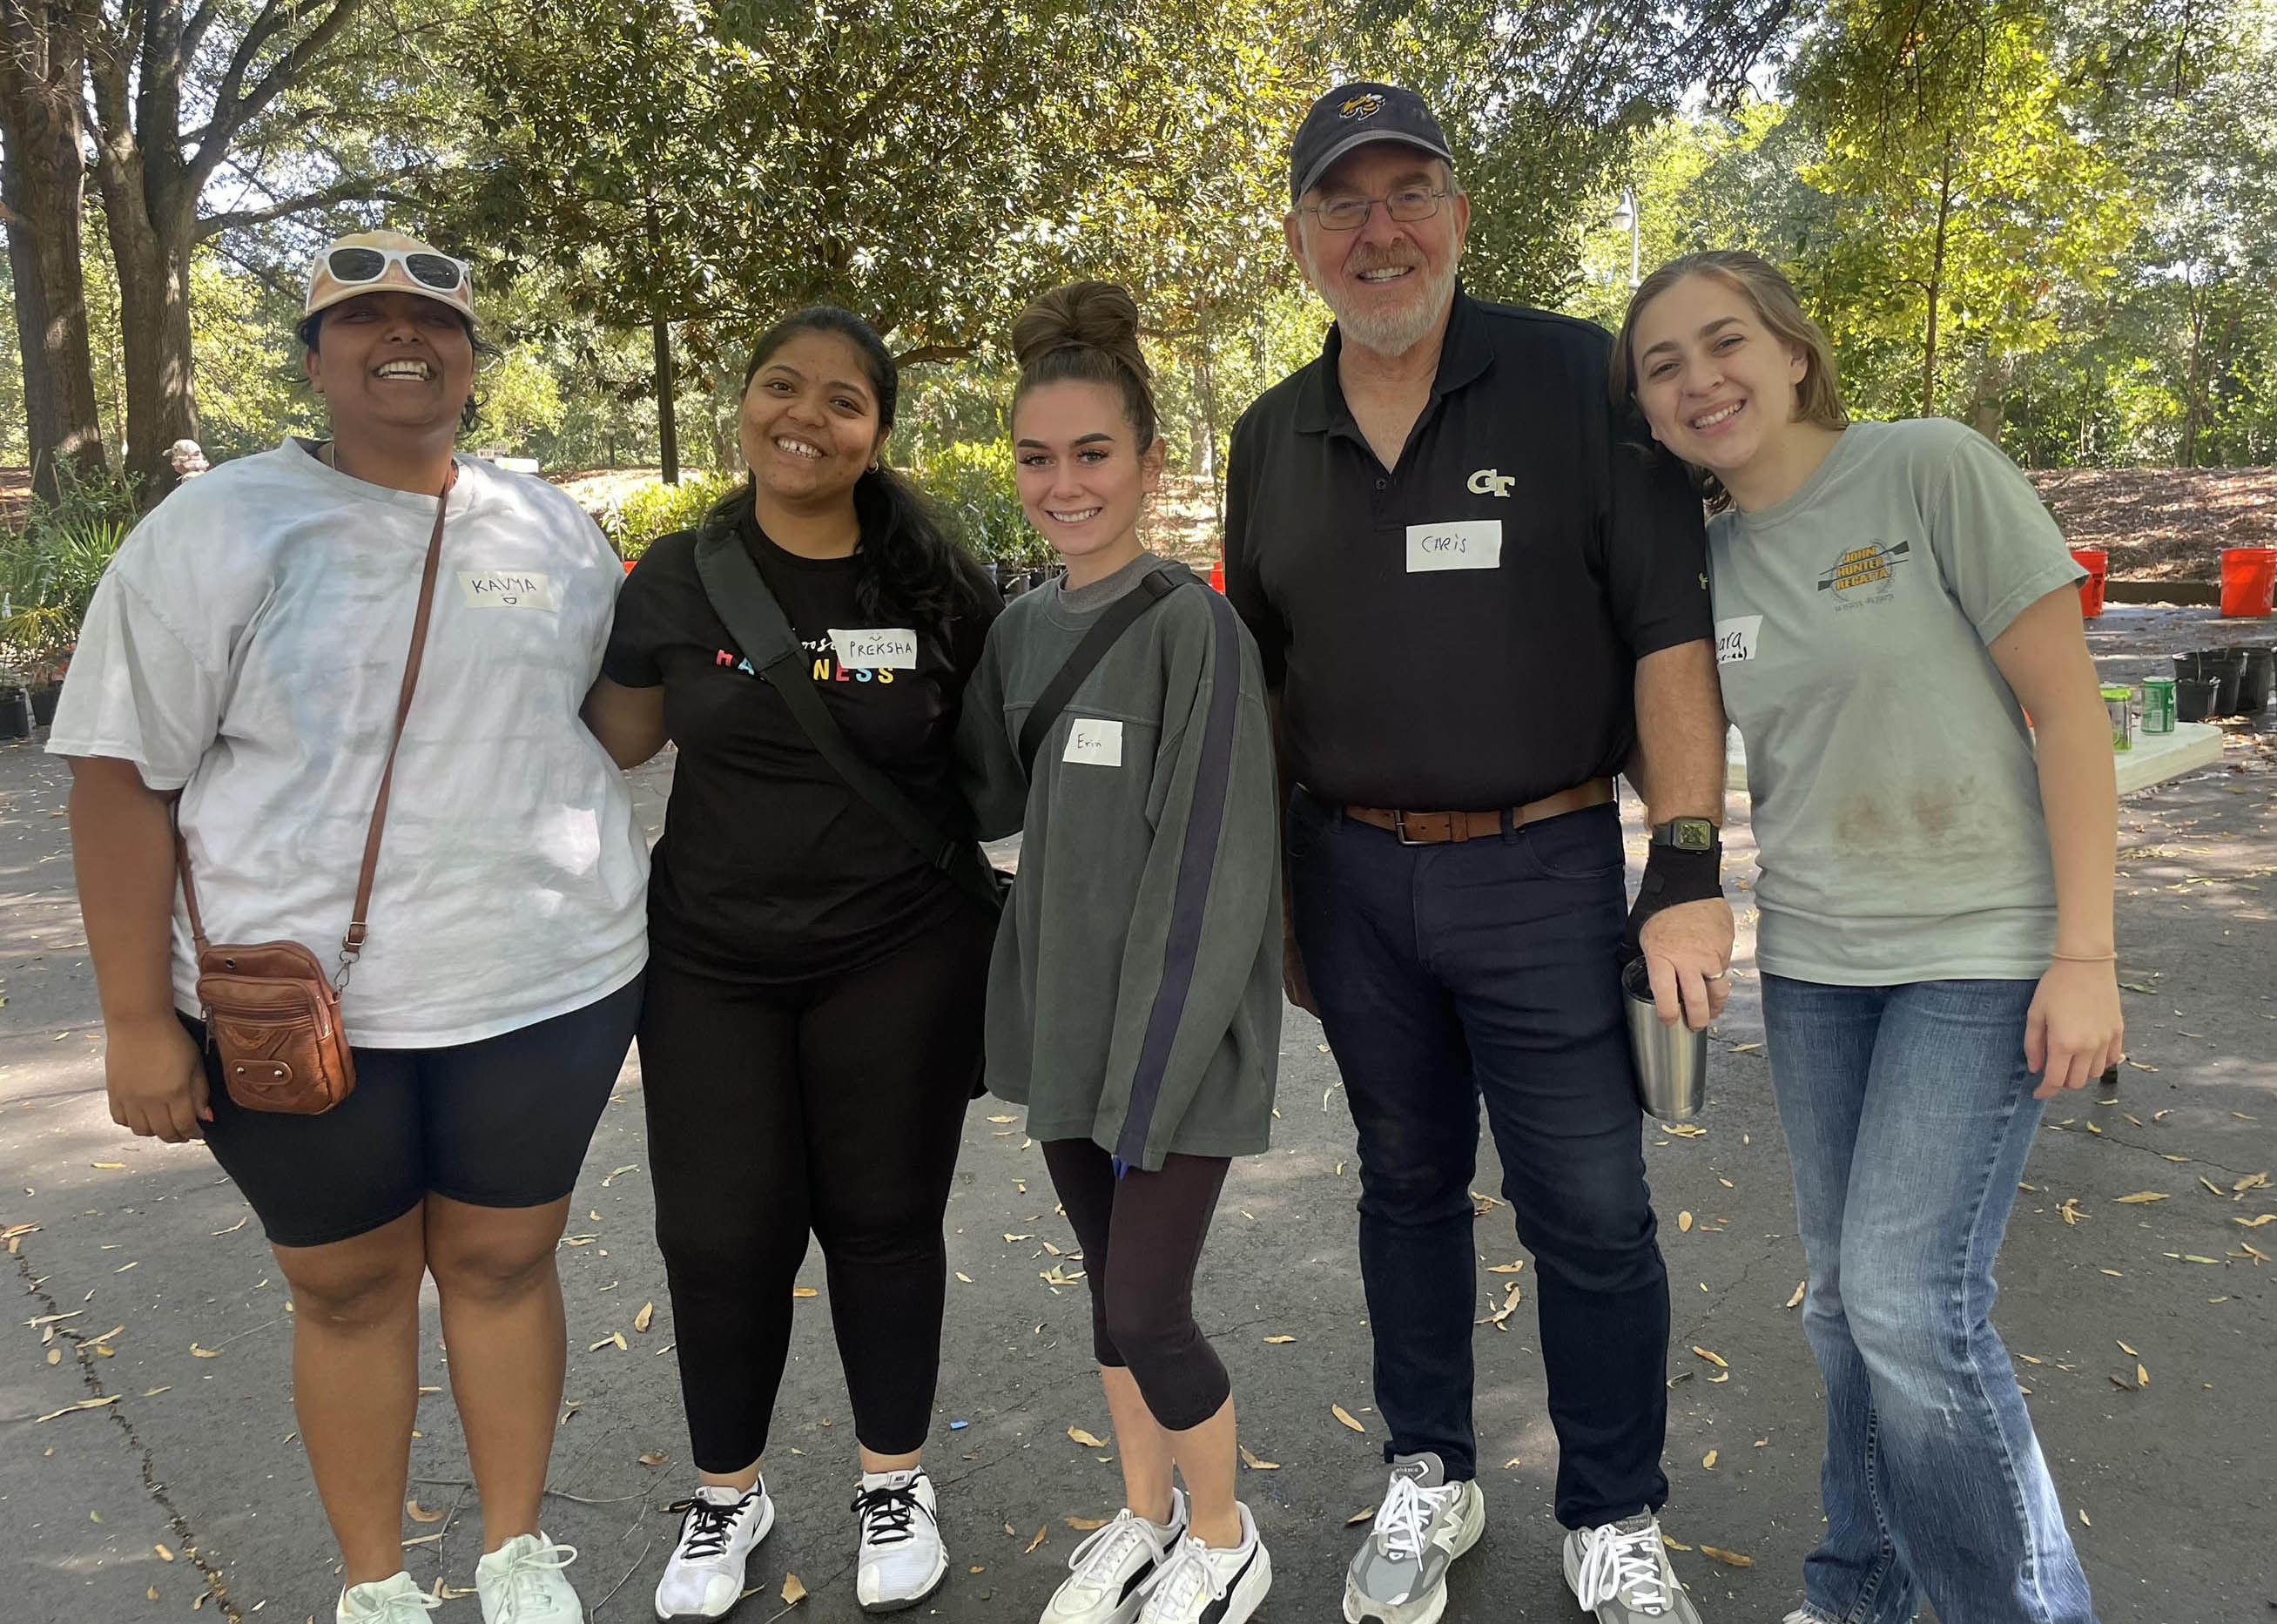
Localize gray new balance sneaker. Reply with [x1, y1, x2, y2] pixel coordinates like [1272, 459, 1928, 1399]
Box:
[1341, 1452, 1486, 1624]
[1562, 1514, 1703, 1622]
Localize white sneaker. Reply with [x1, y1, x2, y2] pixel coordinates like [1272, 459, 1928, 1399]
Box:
[1041, 1487, 1189, 1624]
[338, 1573, 441, 1623]
[1563, 1514, 1702, 1622]
[655, 1482, 777, 1621]
[1135, 1503, 1271, 1624]
[475, 1532, 583, 1623]
[852, 1468, 947, 1613]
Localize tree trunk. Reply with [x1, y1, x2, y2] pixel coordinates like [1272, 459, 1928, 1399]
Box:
[1921, 138, 1954, 421]
[94, 167, 200, 502]
[0, 0, 108, 500]
[652, 315, 679, 485]
[1967, 352, 2014, 446]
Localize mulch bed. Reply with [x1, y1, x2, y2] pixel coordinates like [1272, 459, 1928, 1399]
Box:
[2029, 467, 2277, 581]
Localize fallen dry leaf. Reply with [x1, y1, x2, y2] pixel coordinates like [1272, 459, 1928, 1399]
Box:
[154, 1545, 174, 1561]
[792, 1286, 819, 1298]
[1238, 1445, 1280, 1470]
[1331, 1404, 1367, 1433]
[1485, 1260, 1526, 1274]
[638, 1452, 668, 1466]
[2113, 1191, 2169, 1204]
[2117, 1340, 2137, 1355]
[1701, 1450, 1718, 1469]
[1346, 1505, 1377, 1526]
[781, 1572, 807, 1605]
[634, 1301, 655, 1333]
[1786, 1281, 1807, 1309]
[2059, 1199, 2088, 1225]
[189, 1344, 220, 1358]
[1700, 1546, 1755, 1567]
[1262, 1335, 1296, 1344]
[1678, 1211, 1694, 1232]
[1068, 1427, 1109, 1448]
[1690, 1345, 1728, 1368]
[2138, 1363, 2150, 1387]
[987, 1115, 1017, 1124]
[1066, 1515, 1108, 1531]
[406, 1499, 445, 1524]
[1026, 1526, 1048, 1554]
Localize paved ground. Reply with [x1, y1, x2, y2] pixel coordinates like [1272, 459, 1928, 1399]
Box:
[3, 603, 2272, 1624]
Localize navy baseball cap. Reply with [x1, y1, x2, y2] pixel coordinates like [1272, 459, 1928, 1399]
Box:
[1289, 83, 1456, 206]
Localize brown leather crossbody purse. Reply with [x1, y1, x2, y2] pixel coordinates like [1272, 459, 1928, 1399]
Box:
[173, 481, 448, 1114]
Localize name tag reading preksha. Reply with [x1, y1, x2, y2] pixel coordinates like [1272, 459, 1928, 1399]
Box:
[1405, 520, 1502, 573]
[829, 627, 919, 670]
[458, 570, 557, 610]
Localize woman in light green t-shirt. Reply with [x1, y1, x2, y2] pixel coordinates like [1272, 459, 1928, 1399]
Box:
[1609, 251, 2118, 1624]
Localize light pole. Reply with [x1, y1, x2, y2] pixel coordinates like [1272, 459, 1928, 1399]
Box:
[1609, 189, 1640, 289]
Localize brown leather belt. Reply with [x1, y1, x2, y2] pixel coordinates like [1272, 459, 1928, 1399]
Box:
[1344, 778, 1615, 845]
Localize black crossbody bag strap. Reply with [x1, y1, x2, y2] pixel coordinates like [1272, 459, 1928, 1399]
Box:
[692, 526, 1001, 913]
[1017, 563, 1196, 778]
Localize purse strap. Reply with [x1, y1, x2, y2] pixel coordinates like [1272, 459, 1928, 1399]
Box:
[175, 475, 453, 984]
[691, 522, 1001, 913]
[1016, 562, 1195, 778]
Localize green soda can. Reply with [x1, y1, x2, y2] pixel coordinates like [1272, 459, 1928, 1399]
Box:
[2139, 677, 2176, 735]
[2102, 685, 2133, 751]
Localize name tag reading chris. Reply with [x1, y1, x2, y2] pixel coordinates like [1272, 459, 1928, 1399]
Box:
[1063, 718, 1123, 767]
[1714, 615, 1762, 664]
[1405, 519, 1502, 573]
[828, 627, 919, 670]
[457, 570, 557, 610]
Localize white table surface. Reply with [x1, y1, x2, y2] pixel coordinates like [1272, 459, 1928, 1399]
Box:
[1724, 721, 2225, 799]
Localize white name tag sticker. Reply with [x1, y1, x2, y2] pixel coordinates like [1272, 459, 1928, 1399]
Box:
[1063, 718, 1123, 767]
[1405, 519, 1503, 572]
[457, 570, 556, 610]
[828, 627, 919, 670]
[1714, 615, 1763, 665]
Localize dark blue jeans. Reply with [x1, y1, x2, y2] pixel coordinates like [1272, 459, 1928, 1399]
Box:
[1287, 789, 1670, 1528]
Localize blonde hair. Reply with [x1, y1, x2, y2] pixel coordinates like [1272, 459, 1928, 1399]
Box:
[1609, 251, 1848, 507]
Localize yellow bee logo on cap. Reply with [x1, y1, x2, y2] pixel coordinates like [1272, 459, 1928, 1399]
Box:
[1338, 93, 1384, 119]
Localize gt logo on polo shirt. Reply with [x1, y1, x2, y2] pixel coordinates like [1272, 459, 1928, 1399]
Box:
[1466, 468, 1516, 497]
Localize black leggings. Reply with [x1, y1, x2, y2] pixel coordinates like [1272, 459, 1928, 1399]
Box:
[1042, 1138, 1232, 1433]
[639, 907, 991, 1471]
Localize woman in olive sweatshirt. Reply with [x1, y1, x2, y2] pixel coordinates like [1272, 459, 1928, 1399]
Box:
[959, 283, 1281, 1624]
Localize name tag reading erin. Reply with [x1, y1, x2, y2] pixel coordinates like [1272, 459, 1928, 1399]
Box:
[1714, 615, 1762, 664]
[457, 570, 557, 610]
[828, 627, 919, 670]
[1063, 718, 1123, 767]
[1405, 520, 1502, 572]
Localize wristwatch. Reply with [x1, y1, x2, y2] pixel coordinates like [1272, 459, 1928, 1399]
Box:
[1649, 817, 1719, 852]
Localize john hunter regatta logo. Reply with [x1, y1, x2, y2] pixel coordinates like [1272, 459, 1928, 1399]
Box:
[1818, 539, 1911, 609]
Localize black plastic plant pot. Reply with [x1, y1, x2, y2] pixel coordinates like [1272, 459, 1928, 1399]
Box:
[2175, 677, 2220, 724]
[2171, 651, 2206, 684]
[2206, 648, 2245, 714]
[2234, 646, 2274, 715]
[0, 689, 32, 741]
[30, 685, 60, 726]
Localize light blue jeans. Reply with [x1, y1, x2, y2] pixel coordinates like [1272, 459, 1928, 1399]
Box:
[1762, 975, 2098, 1624]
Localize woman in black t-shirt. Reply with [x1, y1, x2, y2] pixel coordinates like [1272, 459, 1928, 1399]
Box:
[585, 307, 1000, 1621]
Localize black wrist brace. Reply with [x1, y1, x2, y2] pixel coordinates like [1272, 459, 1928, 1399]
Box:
[1623, 841, 1725, 956]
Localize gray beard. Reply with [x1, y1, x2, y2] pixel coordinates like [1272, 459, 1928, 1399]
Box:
[1324, 256, 1459, 360]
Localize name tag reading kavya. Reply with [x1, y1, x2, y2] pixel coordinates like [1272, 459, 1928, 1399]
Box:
[828, 627, 919, 670]
[457, 570, 557, 610]
[1063, 718, 1123, 767]
[1714, 615, 1762, 664]
[1405, 519, 1502, 572]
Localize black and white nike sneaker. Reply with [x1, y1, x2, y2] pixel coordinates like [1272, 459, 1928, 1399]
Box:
[654, 1482, 774, 1621]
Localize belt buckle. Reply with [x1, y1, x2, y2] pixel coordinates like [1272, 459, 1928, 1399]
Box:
[1391, 809, 1432, 846]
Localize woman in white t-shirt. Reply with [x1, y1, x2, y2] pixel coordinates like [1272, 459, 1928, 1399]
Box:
[50, 232, 649, 1624]
[1613, 252, 2118, 1624]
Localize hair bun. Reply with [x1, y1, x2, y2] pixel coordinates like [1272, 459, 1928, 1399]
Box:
[1011, 280, 1149, 381]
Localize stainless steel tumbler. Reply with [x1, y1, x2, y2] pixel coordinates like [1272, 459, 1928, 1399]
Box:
[1623, 958, 1708, 1122]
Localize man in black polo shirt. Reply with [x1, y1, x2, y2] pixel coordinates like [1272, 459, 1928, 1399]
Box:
[1223, 84, 1733, 1624]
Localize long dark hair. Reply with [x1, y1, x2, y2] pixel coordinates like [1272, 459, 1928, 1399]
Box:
[705, 305, 993, 626]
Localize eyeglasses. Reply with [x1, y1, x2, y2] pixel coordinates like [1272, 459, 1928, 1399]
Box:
[1298, 187, 1452, 232]
[324, 246, 468, 292]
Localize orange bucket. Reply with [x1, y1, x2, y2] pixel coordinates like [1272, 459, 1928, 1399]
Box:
[1209, 556, 1226, 593]
[2220, 547, 2276, 618]
[2069, 548, 2106, 618]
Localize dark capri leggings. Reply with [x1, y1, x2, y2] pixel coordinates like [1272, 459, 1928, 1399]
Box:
[1042, 1138, 1231, 1433]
